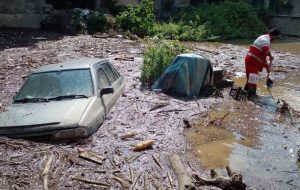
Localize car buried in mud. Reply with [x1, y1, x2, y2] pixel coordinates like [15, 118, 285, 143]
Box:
[0, 58, 125, 140]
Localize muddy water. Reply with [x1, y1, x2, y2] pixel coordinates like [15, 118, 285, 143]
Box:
[227, 38, 300, 55]
[185, 75, 300, 189]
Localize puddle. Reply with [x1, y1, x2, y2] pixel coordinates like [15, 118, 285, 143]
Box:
[185, 76, 300, 189]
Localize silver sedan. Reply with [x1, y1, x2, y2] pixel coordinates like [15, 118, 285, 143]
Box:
[0, 58, 125, 140]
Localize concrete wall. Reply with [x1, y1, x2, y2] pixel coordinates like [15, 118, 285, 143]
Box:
[269, 15, 300, 37]
[0, 0, 50, 28]
[291, 0, 300, 15]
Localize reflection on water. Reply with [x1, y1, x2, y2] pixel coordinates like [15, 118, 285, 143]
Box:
[185, 75, 300, 189]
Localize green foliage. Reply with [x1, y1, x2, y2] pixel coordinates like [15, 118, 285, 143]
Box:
[168, 0, 267, 40]
[87, 12, 107, 33]
[69, 10, 86, 34]
[116, 0, 155, 37]
[172, 6, 203, 27]
[141, 38, 187, 85]
[153, 23, 180, 40]
[201, 1, 267, 39]
[152, 21, 209, 41]
[178, 24, 208, 41]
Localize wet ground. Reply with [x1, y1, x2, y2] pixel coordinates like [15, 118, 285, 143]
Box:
[0, 29, 299, 189]
[185, 41, 300, 189]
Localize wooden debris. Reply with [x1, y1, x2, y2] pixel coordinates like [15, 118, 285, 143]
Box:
[129, 165, 134, 182]
[167, 171, 175, 190]
[183, 118, 193, 128]
[125, 153, 144, 163]
[120, 132, 137, 140]
[144, 171, 150, 190]
[169, 154, 195, 190]
[65, 154, 81, 165]
[271, 66, 289, 73]
[194, 46, 219, 55]
[277, 99, 291, 114]
[112, 175, 131, 189]
[133, 140, 155, 151]
[150, 102, 169, 111]
[114, 56, 134, 61]
[148, 172, 164, 190]
[209, 112, 230, 126]
[78, 149, 106, 165]
[42, 155, 54, 190]
[277, 99, 296, 125]
[131, 172, 142, 189]
[192, 166, 246, 190]
[93, 169, 106, 174]
[0, 103, 6, 112]
[158, 109, 187, 113]
[152, 153, 163, 170]
[187, 161, 196, 172]
[72, 177, 110, 187]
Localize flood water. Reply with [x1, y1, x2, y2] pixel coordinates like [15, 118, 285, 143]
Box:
[228, 37, 300, 55]
[185, 41, 300, 190]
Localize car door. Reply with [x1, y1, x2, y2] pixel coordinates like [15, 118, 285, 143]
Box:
[95, 65, 114, 116]
[102, 61, 125, 105]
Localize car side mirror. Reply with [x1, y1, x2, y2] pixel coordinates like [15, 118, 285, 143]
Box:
[100, 87, 114, 97]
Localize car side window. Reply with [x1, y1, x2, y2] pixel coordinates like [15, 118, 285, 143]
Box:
[102, 62, 119, 83]
[96, 68, 110, 90]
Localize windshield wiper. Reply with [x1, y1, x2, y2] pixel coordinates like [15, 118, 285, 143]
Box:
[48, 95, 88, 101]
[14, 97, 49, 103]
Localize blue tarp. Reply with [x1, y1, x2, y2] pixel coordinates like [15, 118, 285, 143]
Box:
[151, 53, 213, 97]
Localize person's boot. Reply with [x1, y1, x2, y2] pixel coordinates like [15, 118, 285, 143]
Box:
[244, 84, 257, 99]
[247, 86, 257, 99]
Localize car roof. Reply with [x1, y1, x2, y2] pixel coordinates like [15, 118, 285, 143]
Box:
[33, 58, 108, 73]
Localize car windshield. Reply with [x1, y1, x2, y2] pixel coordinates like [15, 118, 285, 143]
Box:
[14, 69, 93, 103]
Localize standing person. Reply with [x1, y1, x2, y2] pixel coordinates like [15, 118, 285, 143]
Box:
[244, 28, 280, 96]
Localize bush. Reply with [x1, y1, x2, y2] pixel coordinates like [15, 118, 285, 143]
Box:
[153, 23, 180, 40]
[141, 38, 187, 86]
[201, 1, 267, 39]
[152, 21, 209, 41]
[87, 12, 107, 33]
[178, 24, 208, 41]
[170, 1, 267, 40]
[116, 0, 155, 37]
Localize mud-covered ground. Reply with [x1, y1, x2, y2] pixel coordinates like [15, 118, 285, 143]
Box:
[0, 29, 299, 190]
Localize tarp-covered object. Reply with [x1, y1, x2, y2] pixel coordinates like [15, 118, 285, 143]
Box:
[151, 53, 213, 97]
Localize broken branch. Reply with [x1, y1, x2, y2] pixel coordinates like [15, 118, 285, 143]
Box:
[152, 153, 163, 170]
[78, 149, 106, 165]
[42, 155, 54, 190]
[192, 166, 246, 190]
[111, 175, 131, 189]
[72, 177, 110, 187]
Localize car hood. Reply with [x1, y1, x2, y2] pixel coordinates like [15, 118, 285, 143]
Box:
[0, 98, 93, 128]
